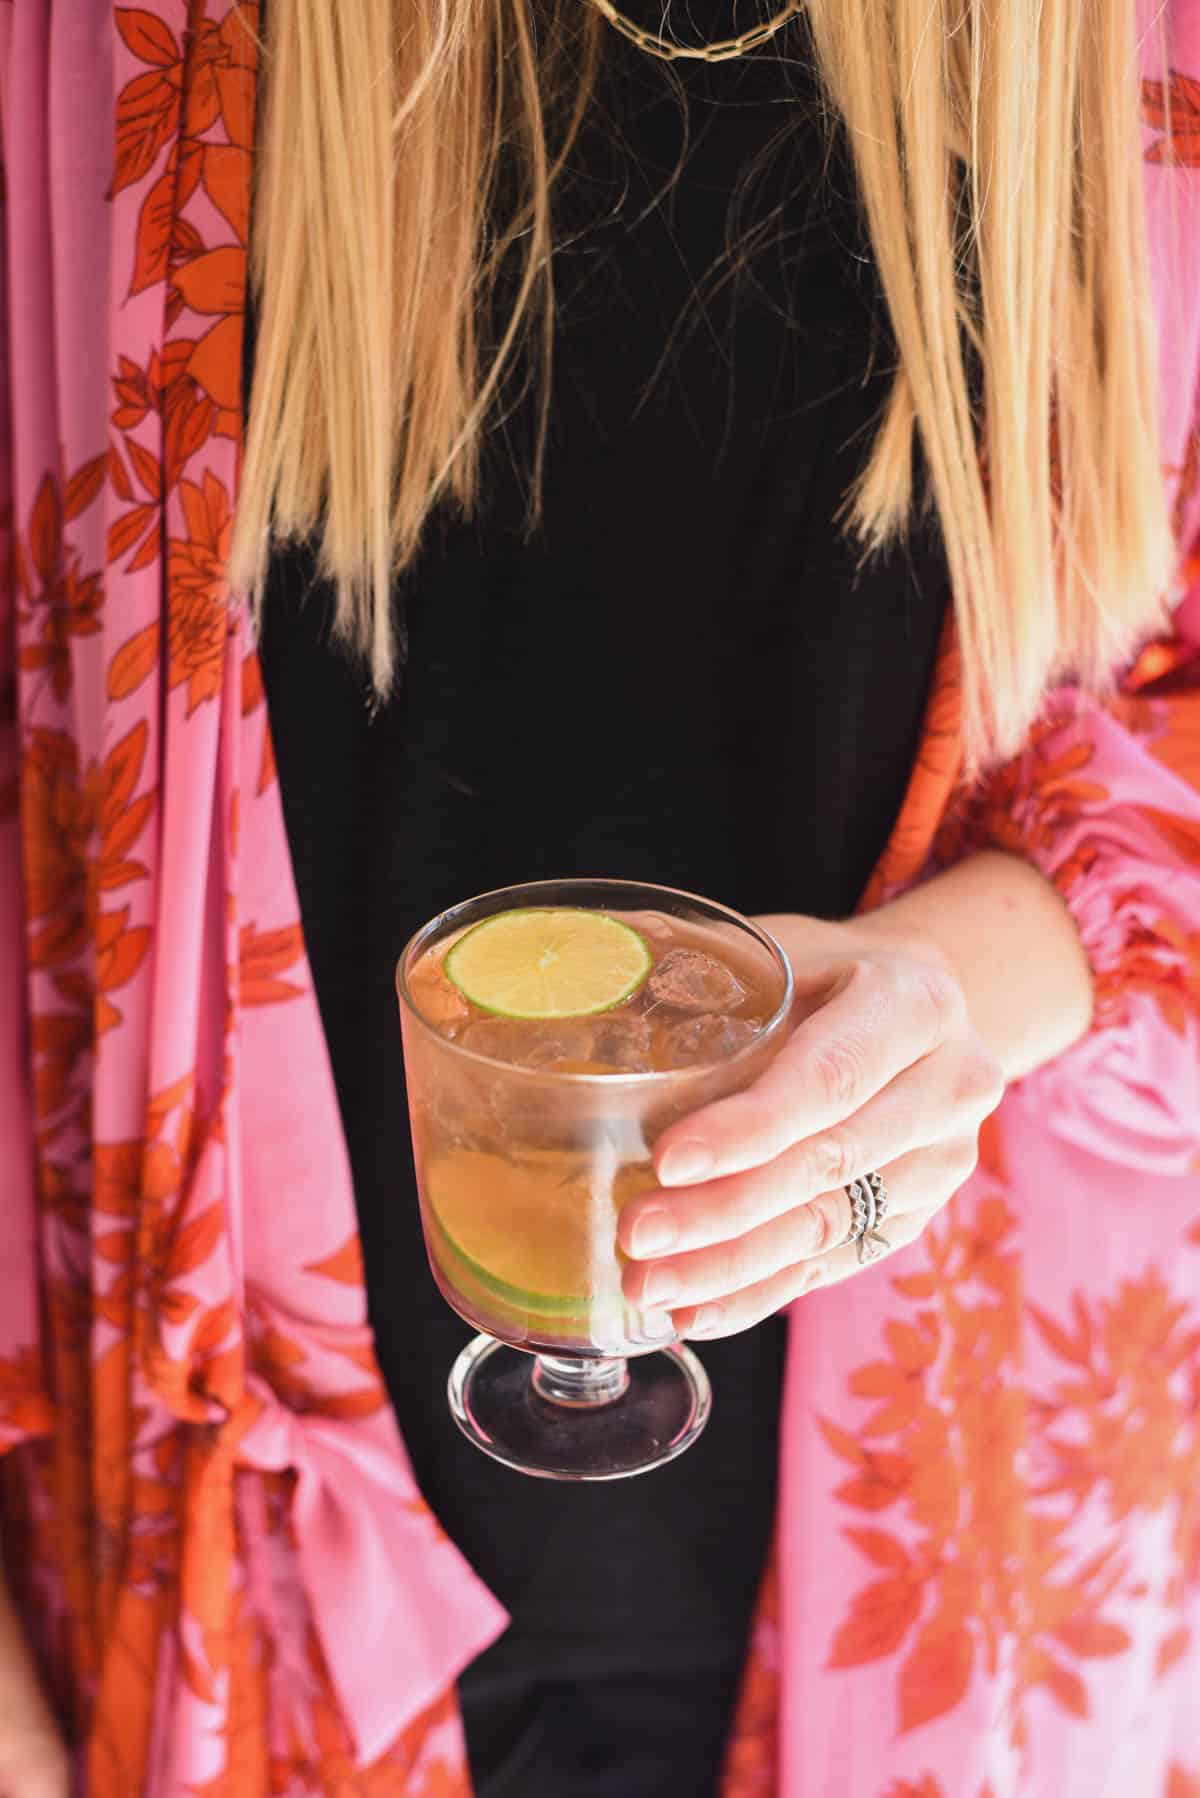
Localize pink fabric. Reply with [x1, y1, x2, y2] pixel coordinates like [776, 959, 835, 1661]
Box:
[1, 1, 1199, 1792]
[0, 2, 502, 1787]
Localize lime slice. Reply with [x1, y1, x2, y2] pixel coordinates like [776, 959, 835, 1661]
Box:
[431, 1212, 585, 1317]
[426, 1150, 589, 1313]
[444, 907, 651, 1020]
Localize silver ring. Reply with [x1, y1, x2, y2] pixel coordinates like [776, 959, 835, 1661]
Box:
[843, 1170, 893, 1264]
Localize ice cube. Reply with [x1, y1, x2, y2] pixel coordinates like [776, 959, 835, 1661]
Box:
[415, 971, 471, 1038]
[458, 1018, 551, 1067]
[589, 1014, 653, 1072]
[661, 1013, 760, 1068]
[647, 948, 746, 1015]
[459, 1014, 653, 1074]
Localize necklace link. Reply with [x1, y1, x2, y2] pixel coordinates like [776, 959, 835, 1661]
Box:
[582, 0, 803, 62]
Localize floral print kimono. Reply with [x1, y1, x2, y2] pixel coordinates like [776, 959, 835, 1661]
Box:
[2, 3, 1200, 1794]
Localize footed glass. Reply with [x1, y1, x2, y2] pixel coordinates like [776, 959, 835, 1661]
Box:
[396, 878, 792, 1480]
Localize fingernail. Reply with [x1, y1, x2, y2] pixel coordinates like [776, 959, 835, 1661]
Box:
[640, 1310, 677, 1341]
[658, 1141, 714, 1186]
[688, 1303, 723, 1336]
[631, 1207, 678, 1257]
[642, 1266, 682, 1307]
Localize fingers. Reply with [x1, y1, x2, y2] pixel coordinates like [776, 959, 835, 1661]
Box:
[654, 952, 969, 1186]
[619, 1039, 1000, 1259]
[621, 1141, 975, 1318]
[668, 1204, 940, 1341]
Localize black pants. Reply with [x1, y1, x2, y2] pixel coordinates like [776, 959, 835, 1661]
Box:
[458, 1661, 745, 1797]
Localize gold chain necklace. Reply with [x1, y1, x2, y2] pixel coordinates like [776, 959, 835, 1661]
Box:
[581, 0, 803, 61]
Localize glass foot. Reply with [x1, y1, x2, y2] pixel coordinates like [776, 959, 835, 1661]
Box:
[447, 1334, 712, 1481]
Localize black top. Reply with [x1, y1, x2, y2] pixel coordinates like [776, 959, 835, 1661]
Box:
[256, 16, 949, 1683]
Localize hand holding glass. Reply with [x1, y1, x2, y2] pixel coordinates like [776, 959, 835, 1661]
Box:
[397, 879, 792, 1479]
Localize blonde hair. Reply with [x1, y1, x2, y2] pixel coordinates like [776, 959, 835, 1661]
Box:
[230, 0, 1180, 771]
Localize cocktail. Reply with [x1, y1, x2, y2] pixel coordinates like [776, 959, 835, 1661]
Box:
[397, 878, 792, 1479]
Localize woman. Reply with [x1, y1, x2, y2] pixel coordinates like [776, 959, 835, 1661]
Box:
[1, 0, 1199, 1792]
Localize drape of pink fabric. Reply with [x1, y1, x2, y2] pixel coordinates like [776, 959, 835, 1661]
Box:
[2, 3, 1199, 1793]
[0, 6, 502, 1792]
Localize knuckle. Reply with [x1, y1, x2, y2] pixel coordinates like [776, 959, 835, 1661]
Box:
[812, 1036, 863, 1113]
[805, 1128, 856, 1191]
[789, 1258, 830, 1299]
[800, 1193, 843, 1256]
[951, 1045, 1004, 1118]
[918, 960, 964, 1033]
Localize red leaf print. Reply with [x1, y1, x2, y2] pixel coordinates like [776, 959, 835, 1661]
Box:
[303, 1235, 366, 1286]
[128, 440, 163, 501]
[186, 315, 244, 412]
[202, 145, 252, 244]
[827, 1575, 921, 1668]
[108, 505, 159, 566]
[107, 622, 160, 700]
[848, 1362, 899, 1399]
[126, 528, 162, 573]
[817, 1416, 867, 1468]
[163, 391, 216, 488]
[97, 921, 152, 996]
[241, 652, 264, 716]
[129, 170, 176, 297]
[191, 1300, 239, 1359]
[842, 1527, 910, 1571]
[109, 444, 135, 502]
[256, 727, 276, 796]
[102, 793, 155, 869]
[94, 1140, 178, 1215]
[0, 1347, 51, 1437]
[172, 247, 245, 318]
[835, 1451, 913, 1511]
[114, 70, 181, 196]
[164, 1203, 224, 1284]
[307, 1385, 387, 1422]
[891, 1271, 939, 1300]
[116, 8, 180, 66]
[170, 218, 207, 266]
[1140, 807, 1200, 865]
[884, 1319, 938, 1373]
[1034, 1654, 1089, 1718]
[1167, 1766, 1200, 1798]
[1142, 74, 1200, 165]
[105, 719, 149, 815]
[1157, 1625, 1191, 1677]
[897, 1621, 973, 1733]
[28, 475, 61, 585]
[1052, 1616, 1131, 1658]
[239, 923, 306, 1005]
[64, 455, 108, 521]
[1030, 1303, 1092, 1368]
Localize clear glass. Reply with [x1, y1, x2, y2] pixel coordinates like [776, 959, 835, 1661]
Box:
[396, 878, 793, 1480]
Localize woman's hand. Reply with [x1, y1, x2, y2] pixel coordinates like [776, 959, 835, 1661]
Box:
[619, 911, 1006, 1339]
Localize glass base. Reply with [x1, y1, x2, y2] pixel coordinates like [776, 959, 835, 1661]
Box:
[447, 1334, 712, 1481]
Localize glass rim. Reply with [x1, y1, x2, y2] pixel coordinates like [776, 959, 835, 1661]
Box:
[395, 875, 795, 1086]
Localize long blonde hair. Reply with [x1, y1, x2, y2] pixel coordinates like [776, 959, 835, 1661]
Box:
[230, 0, 1180, 771]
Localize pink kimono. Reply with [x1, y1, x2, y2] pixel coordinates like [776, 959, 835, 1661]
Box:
[1, 4, 1198, 1793]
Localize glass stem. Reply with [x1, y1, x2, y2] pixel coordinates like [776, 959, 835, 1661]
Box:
[532, 1354, 630, 1408]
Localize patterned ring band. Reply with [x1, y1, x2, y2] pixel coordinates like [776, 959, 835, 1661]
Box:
[842, 1169, 893, 1265]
